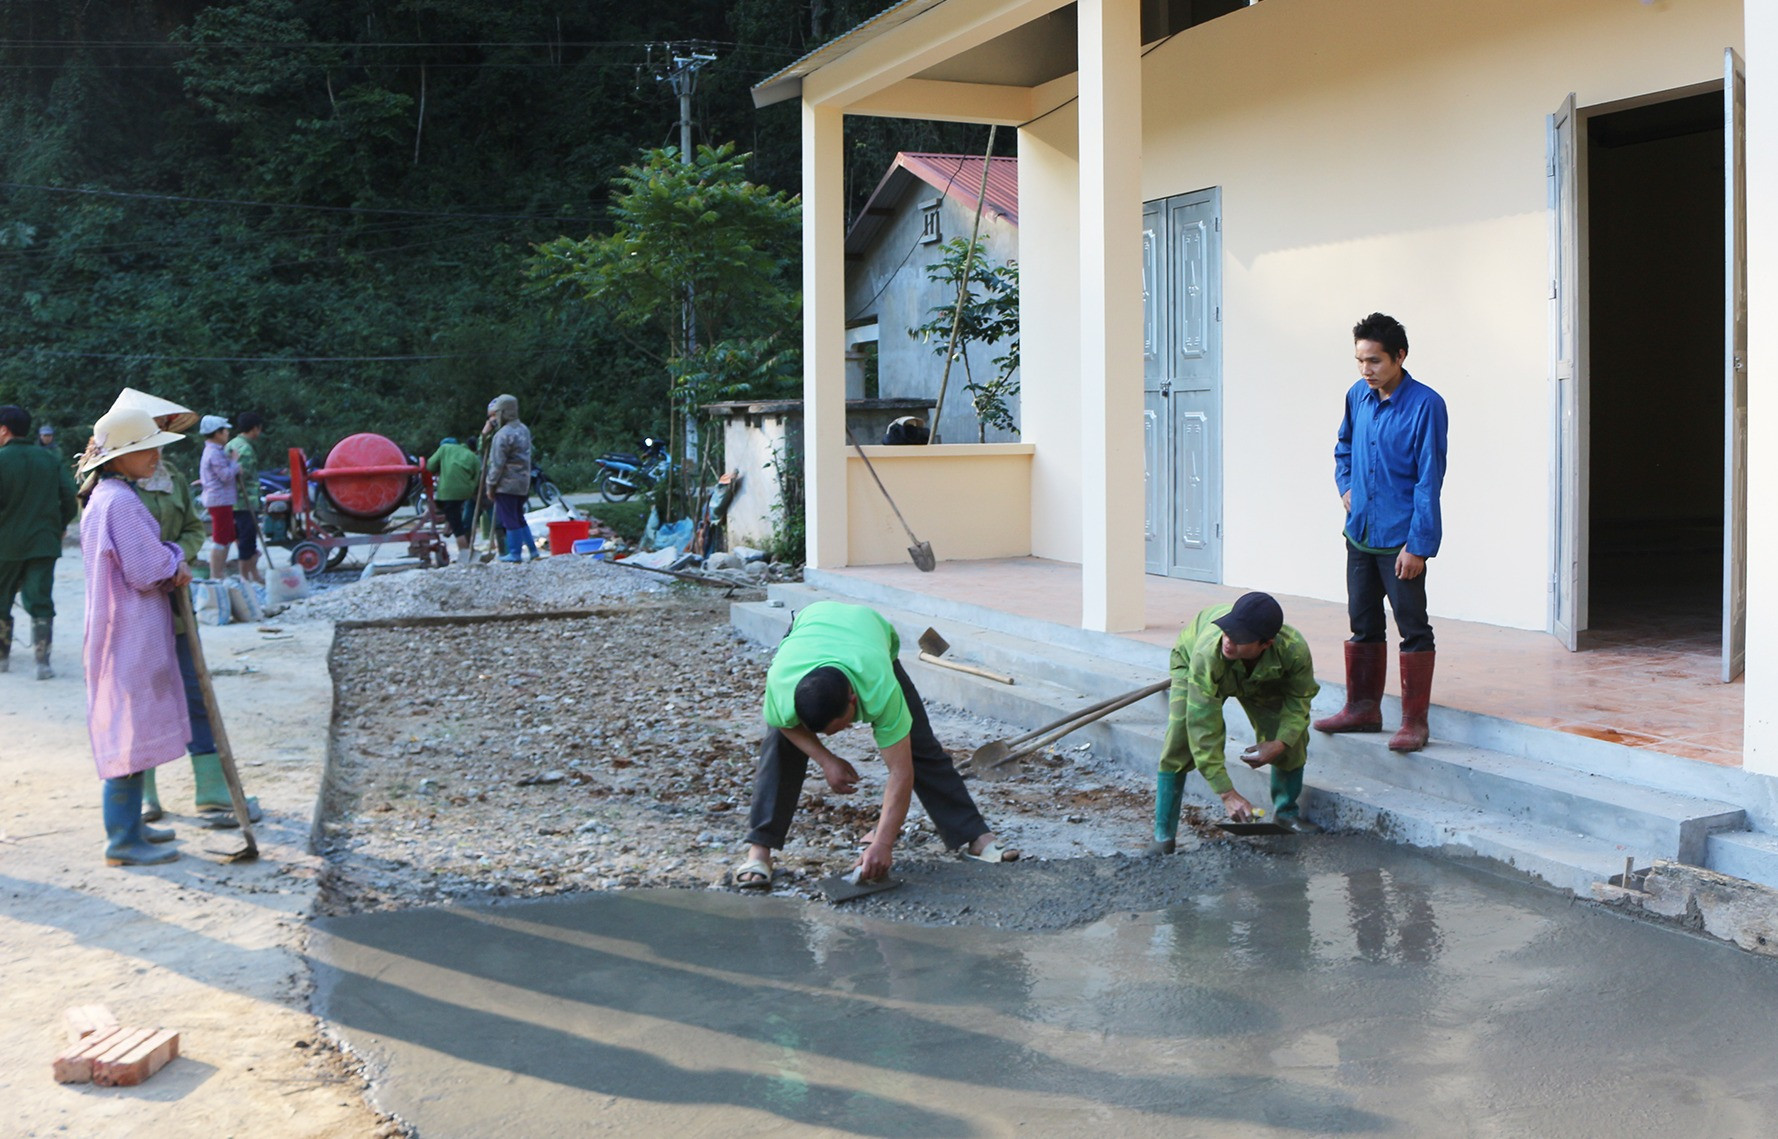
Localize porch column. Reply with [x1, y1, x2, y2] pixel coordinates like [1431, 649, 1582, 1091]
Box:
[802, 100, 847, 568]
[1076, 0, 1145, 632]
[1745, 7, 1778, 775]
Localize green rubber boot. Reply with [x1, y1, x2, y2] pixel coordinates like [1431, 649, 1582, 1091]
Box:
[191, 752, 261, 825]
[1147, 769, 1188, 855]
[103, 775, 178, 867]
[142, 766, 164, 822]
[1270, 765, 1321, 833]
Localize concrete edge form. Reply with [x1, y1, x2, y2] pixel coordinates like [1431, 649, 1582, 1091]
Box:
[1593, 860, 1778, 959]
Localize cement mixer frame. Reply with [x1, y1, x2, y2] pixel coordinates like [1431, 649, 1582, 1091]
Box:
[280, 441, 451, 575]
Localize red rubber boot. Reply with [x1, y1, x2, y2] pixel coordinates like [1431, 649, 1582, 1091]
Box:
[1389, 650, 1436, 752]
[1313, 641, 1386, 734]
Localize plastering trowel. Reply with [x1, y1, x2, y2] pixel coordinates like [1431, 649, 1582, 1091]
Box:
[819, 867, 903, 903]
[1217, 819, 1295, 836]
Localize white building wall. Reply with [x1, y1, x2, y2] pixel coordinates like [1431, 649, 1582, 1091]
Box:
[1139, 0, 1743, 630]
[1745, 1, 1777, 775]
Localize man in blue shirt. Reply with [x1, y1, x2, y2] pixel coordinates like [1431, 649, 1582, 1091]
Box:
[1314, 313, 1448, 751]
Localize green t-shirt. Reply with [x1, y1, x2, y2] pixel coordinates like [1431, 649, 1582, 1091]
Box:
[225, 435, 262, 510]
[427, 443, 481, 502]
[762, 601, 913, 749]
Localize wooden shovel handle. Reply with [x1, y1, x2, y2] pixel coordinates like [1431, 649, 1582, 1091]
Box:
[917, 652, 1014, 685]
[173, 588, 258, 847]
[987, 679, 1171, 768]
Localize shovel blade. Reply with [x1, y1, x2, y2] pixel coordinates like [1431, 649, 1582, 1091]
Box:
[917, 626, 950, 657]
[967, 739, 1023, 782]
[820, 871, 903, 903]
[909, 542, 936, 573]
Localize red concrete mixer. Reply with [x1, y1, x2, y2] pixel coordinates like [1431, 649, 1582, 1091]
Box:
[281, 433, 450, 574]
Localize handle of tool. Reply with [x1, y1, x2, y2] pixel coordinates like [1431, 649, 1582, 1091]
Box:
[845, 425, 923, 546]
[174, 587, 258, 848]
[465, 432, 492, 559]
[985, 679, 1170, 769]
[917, 651, 1014, 685]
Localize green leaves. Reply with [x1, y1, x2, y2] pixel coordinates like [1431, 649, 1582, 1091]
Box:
[909, 237, 1021, 440]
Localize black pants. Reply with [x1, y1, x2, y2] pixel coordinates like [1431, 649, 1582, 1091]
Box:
[745, 661, 989, 851]
[1346, 542, 1434, 653]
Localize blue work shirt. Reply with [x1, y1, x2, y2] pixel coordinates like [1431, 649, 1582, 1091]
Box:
[1334, 372, 1448, 557]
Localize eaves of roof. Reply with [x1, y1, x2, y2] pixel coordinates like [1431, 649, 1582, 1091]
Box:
[752, 0, 950, 108]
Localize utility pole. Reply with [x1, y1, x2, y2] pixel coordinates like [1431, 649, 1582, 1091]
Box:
[648, 43, 717, 473]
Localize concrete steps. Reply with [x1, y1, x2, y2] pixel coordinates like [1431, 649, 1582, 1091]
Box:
[733, 581, 1777, 895]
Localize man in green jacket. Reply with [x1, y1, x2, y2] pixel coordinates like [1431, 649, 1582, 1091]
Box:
[0, 404, 78, 679]
[1150, 592, 1321, 853]
[426, 437, 481, 560]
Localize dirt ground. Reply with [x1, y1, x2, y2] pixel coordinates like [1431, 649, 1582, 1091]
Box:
[5, 549, 1221, 1138]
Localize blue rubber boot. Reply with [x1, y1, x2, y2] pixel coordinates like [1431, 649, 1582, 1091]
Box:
[103, 775, 179, 866]
[1270, 765, 1321, 833]
[1147, 769, 1188, 855]
[518, 524, 541, 561]
[499, 530, 522, 563]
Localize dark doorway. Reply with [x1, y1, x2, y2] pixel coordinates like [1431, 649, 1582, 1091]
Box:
[1585, 92, 1723, 647]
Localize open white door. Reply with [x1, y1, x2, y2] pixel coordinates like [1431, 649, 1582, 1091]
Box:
[1723, 48, 1748, 682]
[1548, 93, 1584, 650]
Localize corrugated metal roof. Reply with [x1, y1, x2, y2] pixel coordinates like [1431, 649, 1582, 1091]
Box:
[845, 152, 1018, 255]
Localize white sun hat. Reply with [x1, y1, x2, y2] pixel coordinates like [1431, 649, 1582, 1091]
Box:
[110, 387, 198, 434]
[78, 406, 188, 474]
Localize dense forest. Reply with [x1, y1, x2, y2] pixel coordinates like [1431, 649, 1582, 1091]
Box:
[0, 0, 1006, 486]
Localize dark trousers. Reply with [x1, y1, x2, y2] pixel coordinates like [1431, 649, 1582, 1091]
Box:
[0, 556, 56, 621]
[1346, 542, 1434, 652]
[745, 661, 989, 851]
[174, 632, 215, 755]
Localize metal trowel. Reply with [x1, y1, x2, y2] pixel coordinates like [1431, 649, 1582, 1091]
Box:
[819, 867, 903, 903]
[1217, 820, 1295, 836]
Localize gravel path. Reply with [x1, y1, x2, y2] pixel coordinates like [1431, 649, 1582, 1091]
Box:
[311, 564, 1230, 925]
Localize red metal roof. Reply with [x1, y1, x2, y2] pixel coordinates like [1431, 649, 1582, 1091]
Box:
[845, 152, 1018, 255]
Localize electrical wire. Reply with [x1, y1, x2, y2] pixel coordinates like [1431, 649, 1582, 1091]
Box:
[0, 181, 591, 223]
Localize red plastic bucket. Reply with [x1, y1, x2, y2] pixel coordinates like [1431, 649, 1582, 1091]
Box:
[547, 519, 590, 553]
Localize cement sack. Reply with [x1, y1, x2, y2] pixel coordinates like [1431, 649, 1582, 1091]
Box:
[228, 579, 266, 623]
[189, 580, 231, 626]
[266, 564, 309, 605]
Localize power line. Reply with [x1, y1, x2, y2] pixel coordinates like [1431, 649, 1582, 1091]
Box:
[11, 347, 573, 364]
[0, 182, 591, 223]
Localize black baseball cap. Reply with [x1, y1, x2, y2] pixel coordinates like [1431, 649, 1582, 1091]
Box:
[1212, 592, 1283, 644]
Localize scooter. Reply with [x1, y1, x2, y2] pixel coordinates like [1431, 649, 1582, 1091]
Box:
[595, 438, 671, 502]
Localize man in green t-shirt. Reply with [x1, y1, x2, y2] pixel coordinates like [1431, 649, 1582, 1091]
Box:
[1150, 592, 1321, 853]
[224, 412, 266, 586]
[425, 437, 481, 559]
[736, 601, 1013, 888]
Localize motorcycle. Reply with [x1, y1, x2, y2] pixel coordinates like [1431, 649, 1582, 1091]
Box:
[595, 438, 671, 502]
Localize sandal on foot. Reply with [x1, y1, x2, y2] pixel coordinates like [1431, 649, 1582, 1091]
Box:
[733, 859, 773, 889]
[960, 841, 1019, 864]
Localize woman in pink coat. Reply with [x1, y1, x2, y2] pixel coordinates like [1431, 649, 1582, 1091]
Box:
[78, 405, 192, 866]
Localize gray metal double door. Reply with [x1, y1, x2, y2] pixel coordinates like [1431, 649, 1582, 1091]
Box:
[1143, 188, 1223, 581]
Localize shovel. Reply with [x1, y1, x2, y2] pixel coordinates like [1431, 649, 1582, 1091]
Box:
[173, 588, 260, 863]
[967, 679, 1171, 781]
[847, 425, 935, 572]
[916, 627, 1014, 684]
[819, 867, 903, 903]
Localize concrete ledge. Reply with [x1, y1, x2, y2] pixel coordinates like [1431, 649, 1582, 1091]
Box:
[1592, 860, 1778, 958]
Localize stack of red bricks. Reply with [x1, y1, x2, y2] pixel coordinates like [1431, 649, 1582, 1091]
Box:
[52, 1005, 181, 1087]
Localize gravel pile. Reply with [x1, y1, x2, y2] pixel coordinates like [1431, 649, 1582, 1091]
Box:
[317, 587, 1231, 925]
[281, 556, 679, 623]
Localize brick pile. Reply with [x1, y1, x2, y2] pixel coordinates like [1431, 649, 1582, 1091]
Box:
[52, 1006, 181, 1087]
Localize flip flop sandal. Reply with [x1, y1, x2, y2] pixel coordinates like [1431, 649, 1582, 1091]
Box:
[733, 859, 773, 889]
[960, 841, 1019, 864]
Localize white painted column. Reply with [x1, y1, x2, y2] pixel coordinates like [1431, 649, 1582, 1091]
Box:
[802, 101, 848, 568]
[1076, 0, 1146, 632]
[1018, 118, 1083, 563]
[1745, 8, 1778, 774]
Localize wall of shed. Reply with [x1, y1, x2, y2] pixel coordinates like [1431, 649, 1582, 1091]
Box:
[844, 196, 1021, 446]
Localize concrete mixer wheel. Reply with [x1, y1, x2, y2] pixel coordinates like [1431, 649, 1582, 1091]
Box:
[290, 541, 327, 575]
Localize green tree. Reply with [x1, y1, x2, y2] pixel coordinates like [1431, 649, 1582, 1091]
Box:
[909, 237, 1021, 442]
[528, 143, 801, 511]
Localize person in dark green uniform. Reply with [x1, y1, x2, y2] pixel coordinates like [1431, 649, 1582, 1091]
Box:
[425, 437, 481, 561]
[1150, 592, 1320, 853]
[0, 404, 79, 679]
[735, 601, 1013, 889]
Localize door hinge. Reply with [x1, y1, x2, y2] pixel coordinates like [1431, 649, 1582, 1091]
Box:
[1215, 305, 1221, 322]
[1214, 217, 1221, 232]
[1549, 279, 1557, 300]
[1216, 522, 1222, 538]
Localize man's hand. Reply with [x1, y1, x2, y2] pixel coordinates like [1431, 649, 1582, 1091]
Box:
[856, 838, 894, 881]
[169, 565, 193, 589]
[1219, 789, 1255, 822]
[1395, 549, 1427, 580]
[1341, 489, 1352, 513]
[817, 756, 860, 794]
[1241, 740, 1287, 769]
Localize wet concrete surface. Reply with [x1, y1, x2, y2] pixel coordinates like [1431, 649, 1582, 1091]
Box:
[311, 835, 1778, 1137]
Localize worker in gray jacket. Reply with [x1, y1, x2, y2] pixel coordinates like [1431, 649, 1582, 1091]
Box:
[482, 394, 539, 562]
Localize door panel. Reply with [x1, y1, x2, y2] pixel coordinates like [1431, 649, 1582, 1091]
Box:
[1142, 200, 1168, 574]
[1168, 191, 1222, 581]
[1723, 47, 1747, 682]
[1548, 92, 1583, 650]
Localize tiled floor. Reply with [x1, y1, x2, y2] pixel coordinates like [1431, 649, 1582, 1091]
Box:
[827, 557, 1745, 767]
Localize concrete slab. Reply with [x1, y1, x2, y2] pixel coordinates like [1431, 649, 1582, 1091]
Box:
[312, 837, 1778, 1138]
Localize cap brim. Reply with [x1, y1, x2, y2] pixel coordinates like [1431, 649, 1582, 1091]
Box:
[1211, 614, 1258, 644]
[77, 427, 188, 474]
